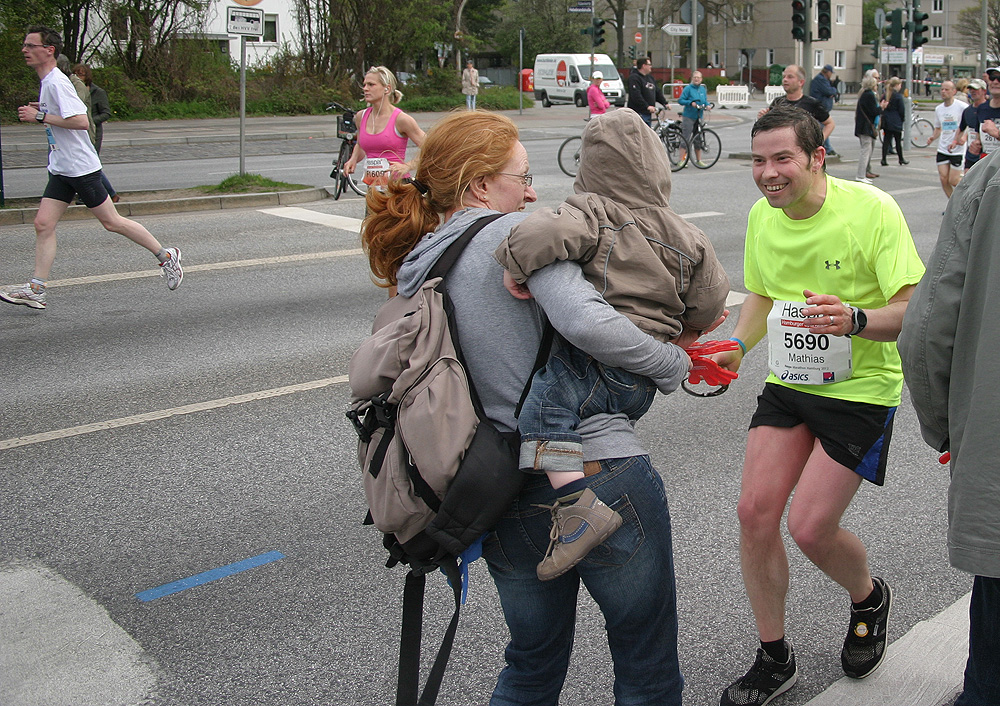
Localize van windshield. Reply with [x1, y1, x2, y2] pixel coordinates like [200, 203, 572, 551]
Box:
[584, 64, 619, 81]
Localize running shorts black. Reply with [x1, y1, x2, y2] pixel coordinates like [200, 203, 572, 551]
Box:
[936, 152, 963, 167]
[42, 170, 109, 208]
[749, 382, 896, 486]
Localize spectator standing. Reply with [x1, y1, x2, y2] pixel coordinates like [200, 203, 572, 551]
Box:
[586, 70, 610, 116]
[3, 26, 182, 311]
[67, 60, 118, 202]
[762, 65, 835, 146]
[880, 77, 907, 166]
[958, 78, 987, 173]
[678, 70, 710, 166]
[931, 80, 969, 197]
[627, 57, 668, 126]
[854, 75, 882, 183]
[461, 60, 479, 111]
[898, 149, 1000, 706]
[74, 63, 111, 153]
[714, 106, 924, 706]
[811, 64, 839, 155]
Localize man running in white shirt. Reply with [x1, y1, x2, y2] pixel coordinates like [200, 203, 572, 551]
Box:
[4, 26, 183, 311]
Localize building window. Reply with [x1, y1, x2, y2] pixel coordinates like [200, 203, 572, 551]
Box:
[733, 3, 753, 24]
[932, 24, 943, 39]
[766, 48, 775, 65]
[638, 9, 648, 27]
[712, 50, 721, 65]
[834, 50, 844, 68]
[247, 14, 278, 43]
[932, 0, 943, 11]
[814, 49, 823, 69]
[835, 4, 845, 23]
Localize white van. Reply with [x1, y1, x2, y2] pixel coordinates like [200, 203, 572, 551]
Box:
[533, 54, 625, 108]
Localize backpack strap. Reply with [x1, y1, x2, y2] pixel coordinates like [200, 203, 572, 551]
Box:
[426, 213, 505, 281]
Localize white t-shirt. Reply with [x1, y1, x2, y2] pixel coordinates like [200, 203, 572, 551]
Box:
[935, 99, 969, 156]
[38, 67, 102, 177]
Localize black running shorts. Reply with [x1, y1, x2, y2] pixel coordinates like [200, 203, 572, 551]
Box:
[936, 152, 963, 167]
[749, 382, 896, 486]
[42, 170, 109, 209]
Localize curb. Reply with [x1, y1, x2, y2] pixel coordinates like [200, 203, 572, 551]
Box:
[0, 187, 329, 226]
[5, 130, 342, 153]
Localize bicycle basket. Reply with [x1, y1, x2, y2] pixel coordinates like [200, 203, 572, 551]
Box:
[337, 115, 356, 139]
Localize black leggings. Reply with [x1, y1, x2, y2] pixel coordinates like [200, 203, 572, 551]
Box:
[882, 130, 904, 162]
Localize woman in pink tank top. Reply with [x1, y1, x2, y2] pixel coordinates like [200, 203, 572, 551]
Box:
[344, 66, 425, 188]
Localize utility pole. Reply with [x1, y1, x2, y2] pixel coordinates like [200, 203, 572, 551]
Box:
[904, 0, 913, 149]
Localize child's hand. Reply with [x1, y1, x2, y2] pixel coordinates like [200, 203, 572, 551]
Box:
[503, 270, 533, 300]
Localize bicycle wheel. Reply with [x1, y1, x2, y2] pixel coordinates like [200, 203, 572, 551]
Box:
[330, 143, 348, 200]
[911, 117, 934, 148]
[346, 150, 369, 196]
[691, 128, 721, 168]
[662, 124, 688, 172]
[558, 136, 582, 177]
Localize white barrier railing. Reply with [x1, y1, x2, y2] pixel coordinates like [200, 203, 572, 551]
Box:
[716, 85, 749, 108]
[765, 86, 786, 104]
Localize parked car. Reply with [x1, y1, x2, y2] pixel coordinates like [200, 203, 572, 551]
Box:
[478, 75, 495, 88]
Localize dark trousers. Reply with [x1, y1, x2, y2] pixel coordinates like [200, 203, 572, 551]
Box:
[955, 575, 1000, 706]
[882, 131, 904, 163]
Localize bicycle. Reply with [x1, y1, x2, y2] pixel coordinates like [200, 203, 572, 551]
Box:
[682, 103, 722, 169]
[909, 113, 934, 148]
[650, 109, 688, 172]
[326, 102, 368, 200]
[557, 132, 583, 177]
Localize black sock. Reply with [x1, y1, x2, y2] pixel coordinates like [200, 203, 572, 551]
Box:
[556, 477, 589, 503]
[853, 581, 883, 611]
[761, 638, 788, 663]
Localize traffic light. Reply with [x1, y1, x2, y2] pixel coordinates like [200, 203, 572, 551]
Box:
[592, 17, 606, 47]
[910, 1, 929, 50]
[871, 38, 880, 59]
[628, 45, 637, 60]
[887, 8, 903, 48]
[816, 0, 832, 40]
[791, 0, 807, 41]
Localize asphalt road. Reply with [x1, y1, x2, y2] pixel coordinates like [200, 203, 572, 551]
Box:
[0, 114, 972, 706]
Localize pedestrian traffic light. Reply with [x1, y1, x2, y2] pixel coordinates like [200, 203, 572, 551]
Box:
[791, 0, 807, 41]
[910, 4, 929, 50]
[871, 38, 880, 59]
[887, 8, 903, 48]
[628, 45, 637, 60]
[592, 17, 606, 47]
[816, 0, 832, 40]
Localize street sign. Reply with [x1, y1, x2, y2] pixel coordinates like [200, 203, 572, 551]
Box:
[874, 8, 886, 30]
[635, 32, 643, 43]
[662, 23, 693, 36]
[568, 1, 593, 12]
[227, 6, 263, 36]
[679, 0, 705, 25]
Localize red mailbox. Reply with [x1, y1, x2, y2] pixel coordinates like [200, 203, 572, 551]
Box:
[520, 69, 534, 92]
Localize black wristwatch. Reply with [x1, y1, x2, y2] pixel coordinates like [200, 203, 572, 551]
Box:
[849, 306, 868, 336]
[35, 112, 45, 124]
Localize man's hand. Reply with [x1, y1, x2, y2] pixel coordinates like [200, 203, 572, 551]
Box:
[503, 270, 533, 300]
[17, 104, 40, 123]
[982, 119, 999, 139]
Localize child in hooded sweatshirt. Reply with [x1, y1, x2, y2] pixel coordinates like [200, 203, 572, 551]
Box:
[494, 108, 730, 580]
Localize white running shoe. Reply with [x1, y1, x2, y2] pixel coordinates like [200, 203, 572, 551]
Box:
[0, 283, 47, 309]
[159, 247, 184, 290]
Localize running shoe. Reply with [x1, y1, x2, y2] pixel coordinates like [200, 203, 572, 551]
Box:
[536, 487, 623, 581]
[0, 283, 47, 309]
[842, 576, 893, 679]
[694, 160, 709, 168]
[159, 247, 183, 290]
[721, 642, 797, 706]
[856, 177, 874, 185]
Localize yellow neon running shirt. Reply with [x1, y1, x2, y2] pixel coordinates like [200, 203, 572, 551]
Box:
[744, 174, 925, 406]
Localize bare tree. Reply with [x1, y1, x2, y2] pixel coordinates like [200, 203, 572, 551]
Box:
[954, 0, 999, 66]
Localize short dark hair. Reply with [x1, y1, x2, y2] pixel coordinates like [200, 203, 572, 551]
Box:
[74, 63, 93, 85]
[636, 57, 650, 70]
[752, 106, 825, 163]
[26, 25, 62, 57]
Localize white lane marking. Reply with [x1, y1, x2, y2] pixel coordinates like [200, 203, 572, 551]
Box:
[258, 207, 364, 231]
[0, 376, 349, 451]
[10, 250, 364, 290]
[679, 211, 725, 219]
[886, 186, 941, 196]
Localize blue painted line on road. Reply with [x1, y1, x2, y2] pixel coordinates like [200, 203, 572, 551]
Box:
[136, 550, 285, 602]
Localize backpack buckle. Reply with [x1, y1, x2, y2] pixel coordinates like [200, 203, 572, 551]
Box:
[372, 393, 397, 429]
[346, 407, 375, 443]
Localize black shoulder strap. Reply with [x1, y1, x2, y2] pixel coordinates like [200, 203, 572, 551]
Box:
[427, 213, 505, 281]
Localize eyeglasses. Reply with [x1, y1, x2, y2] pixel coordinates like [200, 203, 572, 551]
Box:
[498, 172, 533, 187]
[988, 73, 1000, 82]
[22, 43, 51, 49]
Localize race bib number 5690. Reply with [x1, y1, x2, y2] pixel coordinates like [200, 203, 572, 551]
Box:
[767, 300, 852, 384]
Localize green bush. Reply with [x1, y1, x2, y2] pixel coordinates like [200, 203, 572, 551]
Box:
[703, 76, 730, 93]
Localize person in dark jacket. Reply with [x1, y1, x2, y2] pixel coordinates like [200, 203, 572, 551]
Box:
[880, 77, 907, 166]
[855, 75, 881, 183]
[811, 64, 839, 155]
[627, 57, 668, 126]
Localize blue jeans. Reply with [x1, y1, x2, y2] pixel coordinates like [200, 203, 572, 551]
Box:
[466, 94, 477, 110]
[955, 575, 1000, 706]
[518, 345, 657, 472]
[484, 455, 683, 706]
